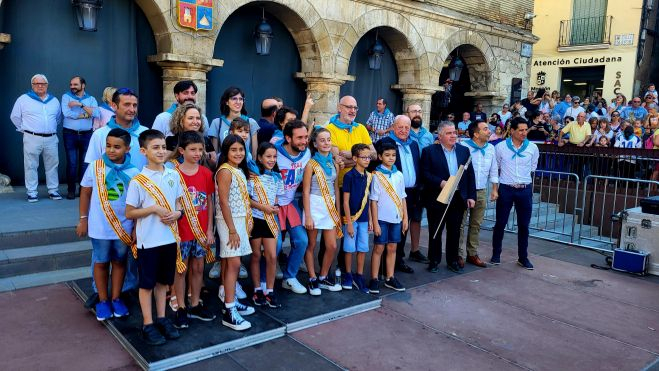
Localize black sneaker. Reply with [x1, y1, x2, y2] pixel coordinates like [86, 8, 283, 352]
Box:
[173, 308, 189, 329]
[187, 304, 216, 321]
[142, 324, 166, 346]
[156, 317, 181, 340]
[252, 290, 266, 307]
[308, 278, 321, 296]
[368, 279, 380, 294]
[447, 261, 463, 273]
[395, 262, 414, 274]
[222, 306, 252, 331]
[517, 258, 534, 270]
[409, 250, 430, 264]
[319, 277, 342, 292]
[489, 256, 501, 265]
[264, 292, 282, 308]
[384, 276, 406, 292]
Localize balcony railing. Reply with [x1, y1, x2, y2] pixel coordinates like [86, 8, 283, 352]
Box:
[559, 16, 612, 47]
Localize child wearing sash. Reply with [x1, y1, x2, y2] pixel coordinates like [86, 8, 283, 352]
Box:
[215, 134, 256, 331]
[369, 139, 408, 294]
[247, 142, 284, 308]
[169, 131, 217, 329]
[125, 130, 184, 346]
[302, 127, 342, 296]
[77, 128, 139, 321]
[341, 144, 373, 293]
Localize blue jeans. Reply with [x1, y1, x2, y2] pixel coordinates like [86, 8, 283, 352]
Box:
[91, 242, 139, 293]
[282, 201, 308, 280]
[492, 184, 532, 261]
[63, 129, 92, 193]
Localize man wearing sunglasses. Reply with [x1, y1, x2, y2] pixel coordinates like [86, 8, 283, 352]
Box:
[620, 97, 648, 122]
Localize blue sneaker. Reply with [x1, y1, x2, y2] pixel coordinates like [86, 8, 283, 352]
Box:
[341, 272, 353, 290]
[353, 274, 369, 294]
[95, 300, 113, 321]
[112, 298, 130, 318]
[489, 256, 501, 265]
[517, 258, 534, 270]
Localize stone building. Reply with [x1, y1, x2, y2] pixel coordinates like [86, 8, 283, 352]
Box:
[0, 0, 536, 182]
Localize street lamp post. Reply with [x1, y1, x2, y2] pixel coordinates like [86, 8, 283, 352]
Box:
[72, 0, 103, 32]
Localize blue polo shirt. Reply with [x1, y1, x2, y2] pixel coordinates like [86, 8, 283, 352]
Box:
[342, 167, 370, 223]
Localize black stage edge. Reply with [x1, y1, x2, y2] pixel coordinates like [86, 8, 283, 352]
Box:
[69, 274, 380, 371]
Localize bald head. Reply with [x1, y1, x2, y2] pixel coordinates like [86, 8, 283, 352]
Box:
[392, 115, 411, 141]
[261, 98, 279, 120]
[338, 95, 358, 124]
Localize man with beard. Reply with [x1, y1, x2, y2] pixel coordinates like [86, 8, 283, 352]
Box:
[407, 104, 434, 151]
[61, 76, 100, 199]
[152, 80, 209, 137]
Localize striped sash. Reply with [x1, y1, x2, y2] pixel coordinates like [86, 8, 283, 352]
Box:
[132, 174, 186, 273]
[309, 160, 343, 237]
[217, 164, 253, 235]
[343, 172, 372, 224]
[171, 161, 215, 263]
[252, 175, 279, 238]
[374, 171, 404, 219]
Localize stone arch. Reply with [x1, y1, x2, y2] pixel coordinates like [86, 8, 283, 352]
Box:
[134, 0, 175, 54]
[432, 30, 498, 92]
[215, 0, 327, 73]
[336, 9, 429, 85]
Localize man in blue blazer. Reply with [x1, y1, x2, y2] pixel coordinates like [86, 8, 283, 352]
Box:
[421, 121, 477, 273]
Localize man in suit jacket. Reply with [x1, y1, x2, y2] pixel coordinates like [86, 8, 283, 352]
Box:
[376, 115, 430, 274]
[421, 121, 477, 273]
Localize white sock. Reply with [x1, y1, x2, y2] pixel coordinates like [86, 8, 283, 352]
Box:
[225, 301, 235, 308]
[265, 289, 273, 295]
[260, 282, 267, 292]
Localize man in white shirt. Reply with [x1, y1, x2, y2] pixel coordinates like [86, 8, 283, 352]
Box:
[459, 121, 499, 268]
[564, 96, 585, 122]
[491, 117, 539, 270]
[151, 80, 209, 137]
[10, 74, 63, 202]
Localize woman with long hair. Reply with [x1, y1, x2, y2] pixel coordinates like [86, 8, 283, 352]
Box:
[209, 86, 258, 158]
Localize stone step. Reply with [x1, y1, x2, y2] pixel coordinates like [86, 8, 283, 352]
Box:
[0, 266, 90, 293]
[0, 227, 85, 250]
[0, 241, 90, 279]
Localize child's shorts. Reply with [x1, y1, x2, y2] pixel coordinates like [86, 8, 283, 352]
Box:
[373, 220, 401, 245]
[180, 239, 206, 260]
[342, 221, 369, 253]
[137, 243, 177, 289]
[91, 238, 128, 264]
[250, 217, 278, 239]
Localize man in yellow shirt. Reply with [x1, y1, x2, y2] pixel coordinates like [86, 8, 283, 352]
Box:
[327, 96, 376, 187]
[560, 112, 591, 146]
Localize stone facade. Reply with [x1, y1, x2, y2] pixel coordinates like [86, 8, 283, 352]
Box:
[117, 0, 536, 126]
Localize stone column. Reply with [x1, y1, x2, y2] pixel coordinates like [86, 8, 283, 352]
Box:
[464, 92, 507, 118]
[148, 54, 224, 114]
[393, 85, 438, 130]
[296, 73, 355, 125]
[0, 33, 12, 193]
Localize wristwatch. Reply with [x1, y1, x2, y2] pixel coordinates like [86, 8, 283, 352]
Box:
[177, 209, 185, 220]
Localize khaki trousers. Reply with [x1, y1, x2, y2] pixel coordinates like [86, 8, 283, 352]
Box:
[459, 189, 487, 258]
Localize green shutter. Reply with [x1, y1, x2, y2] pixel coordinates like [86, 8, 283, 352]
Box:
[571, 0, 607, 45]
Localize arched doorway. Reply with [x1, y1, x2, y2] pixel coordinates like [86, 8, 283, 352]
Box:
[0, 0, 161, 182]
[206, 4, 306, 121]
[340, 28, 402, 123]
[432, 44, 491, 122]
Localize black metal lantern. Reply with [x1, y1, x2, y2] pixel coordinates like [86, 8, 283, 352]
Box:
[368, 36, 385, 70]
[448, 56, 464, 82]
[72, 0, 103, 32]
[254, 9, 273, 55]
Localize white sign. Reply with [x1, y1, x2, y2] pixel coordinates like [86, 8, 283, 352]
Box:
[614, 34, 634, 46]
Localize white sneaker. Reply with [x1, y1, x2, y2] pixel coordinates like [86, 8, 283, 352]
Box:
[209, 262, 221, 279]
[218, 285, 225, 302]
[275, 263, 284, 279]
[235, 282, 247, 300]
[239, 264, 248, 279]
[282, 277, 307, 294]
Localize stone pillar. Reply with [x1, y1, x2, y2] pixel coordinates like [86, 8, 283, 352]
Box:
[464, 92, 507, 118]
[296, 73, 355, 125]
[148, 54, 224, 114]
[393, 85, 438, 130]
[0, 33, 12, 193]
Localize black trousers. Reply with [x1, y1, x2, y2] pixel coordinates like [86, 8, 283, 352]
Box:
[427, 193, 465, 265]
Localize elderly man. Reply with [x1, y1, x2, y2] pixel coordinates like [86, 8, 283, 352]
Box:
[152, 80, 209, 137]
[256, 98, 280, 144]
[407, 104, 434, 152]
[458, 121, 499, 268]
[561, 111, 591, 146]
[61, 76, 100, 199]
[366, 97, 394, 142]
[10, 74, 63, 202]
[491, 117, 539, 269]
[621, 96, 648, 122]
[379, 115, 429, 273]
[421, 122, 476, 273]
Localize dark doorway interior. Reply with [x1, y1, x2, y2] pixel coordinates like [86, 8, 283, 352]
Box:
[560, 66, 605, 99]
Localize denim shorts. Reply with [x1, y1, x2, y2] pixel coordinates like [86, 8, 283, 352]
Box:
[342, 221, 369, 253]
[373, 220, 402, 245]
[180, 239, 206, 260]
[91, 238, 128, 264]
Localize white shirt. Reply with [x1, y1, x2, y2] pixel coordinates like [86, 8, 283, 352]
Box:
[80, 160, 140, 240]
[396, 142, 416, 188]
[84, 124, 148, 169]
[125, 167, 183, 249]
[152, 110, 209, 137]
[459, 141, 498, 190]
[10, 94, 61, 134]
[564, 106, 585, 120]
[208, 116, 259, 153]
[495, 140, 539, 185]
[370, 171, 407, 224]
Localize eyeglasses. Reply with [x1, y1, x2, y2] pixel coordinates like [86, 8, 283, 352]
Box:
[358, 156, 372, 161]
[632, 100, 641, 103]
[230, 96, 244, 102]
[408, 110, 422, 114]
[340, 104, 359, 111]
[32, 83, 48, 86]
[612, 114, 620, 117]
[116, 87, 136, 95]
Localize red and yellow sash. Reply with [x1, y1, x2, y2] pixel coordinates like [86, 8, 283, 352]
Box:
[132, 173, 186, 273]
[343, 172, 372, 224]
[171, 161, 215, 263]
[217, 164, 253, 235]
[375, 171, 404, 219]
[252, 175, 279, 238]
[94, 159, 136, 257]
[309, 160, 343, 238]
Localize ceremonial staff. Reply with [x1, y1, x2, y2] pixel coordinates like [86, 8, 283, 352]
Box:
[432, 156, 472, 239]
